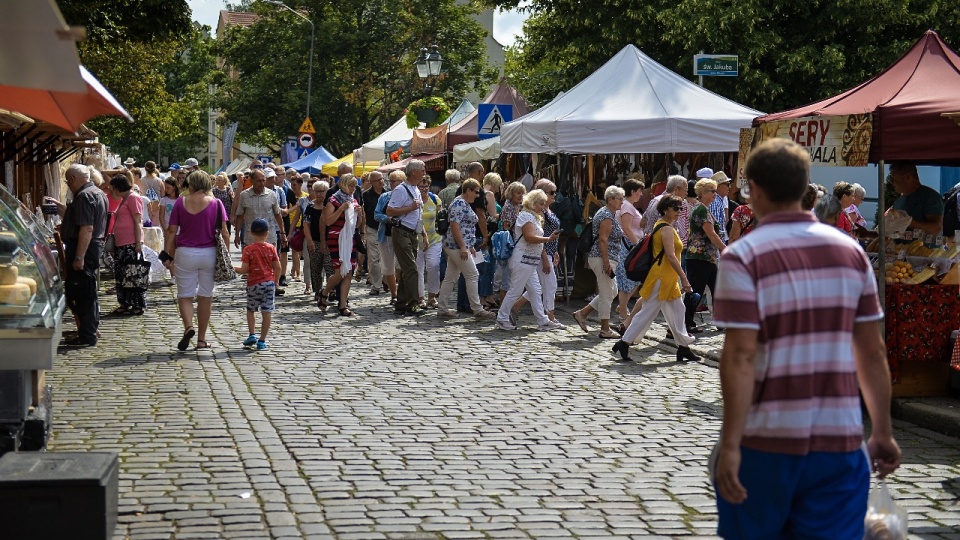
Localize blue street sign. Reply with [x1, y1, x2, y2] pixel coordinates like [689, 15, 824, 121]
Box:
[477, 104, 513, 140]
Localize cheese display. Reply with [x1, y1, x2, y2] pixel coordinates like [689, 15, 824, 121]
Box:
[0, 282, 31, 305]
[16, 276, 37, 295]
[0, 264, 17, 285]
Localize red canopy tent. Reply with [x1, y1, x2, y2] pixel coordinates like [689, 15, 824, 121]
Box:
[445, 79, 532, 150]
[755, 30, 960, 165]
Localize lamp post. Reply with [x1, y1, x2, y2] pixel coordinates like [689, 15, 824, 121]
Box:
[414, 45, 443, 95]
[264, 0, 314, 121]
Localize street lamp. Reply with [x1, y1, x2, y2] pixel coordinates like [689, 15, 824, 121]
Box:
[263, 0, 314, 122]
[415, 45, 443, 95]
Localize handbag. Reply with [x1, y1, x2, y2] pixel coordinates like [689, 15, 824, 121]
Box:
[289, 229, 305, 252]
[354, 228, 366, 255]
[119, 253, 152, 289]
[213, 200, 237, 282]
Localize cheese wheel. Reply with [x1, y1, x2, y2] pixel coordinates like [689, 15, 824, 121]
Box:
[0, 282, 30, 305]
[0, 265, 18, 286]
[16, 276, 36, 296]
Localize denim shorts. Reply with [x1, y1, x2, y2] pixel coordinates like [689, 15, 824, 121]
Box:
[246, 281, 276, 312]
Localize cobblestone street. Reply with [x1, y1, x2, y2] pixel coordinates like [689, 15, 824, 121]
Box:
[48, 276, 960, 539]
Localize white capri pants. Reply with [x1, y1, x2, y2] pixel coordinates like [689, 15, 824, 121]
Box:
[499, 258, 549, 326]
[587, 256, 618, 320]
[174, 246, 216, 298]
[438, 247, 484, 313]
[417, 241, 442, 297]
[380, 233, 397, 277]
[523, 256, 558, 312]
[621, 281, 695, 347]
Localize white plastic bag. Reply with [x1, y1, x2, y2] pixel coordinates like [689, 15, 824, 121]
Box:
[864, 479, 908, 539]
[883, 209, 913, 237]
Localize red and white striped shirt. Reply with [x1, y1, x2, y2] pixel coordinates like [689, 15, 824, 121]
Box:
[713, 211, 883, 455]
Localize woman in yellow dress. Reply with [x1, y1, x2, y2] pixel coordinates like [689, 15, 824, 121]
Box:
[612, 194, 699, 362]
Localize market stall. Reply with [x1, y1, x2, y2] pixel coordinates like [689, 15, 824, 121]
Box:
[748, 30, 960, 396]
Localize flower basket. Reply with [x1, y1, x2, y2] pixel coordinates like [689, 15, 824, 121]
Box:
[405, 97, 451, 128]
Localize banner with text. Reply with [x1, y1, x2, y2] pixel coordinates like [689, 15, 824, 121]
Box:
[410, 124, 448, 155]
[737, 114, 873, 181]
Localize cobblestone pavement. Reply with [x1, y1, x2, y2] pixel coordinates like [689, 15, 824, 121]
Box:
[48, 274, 960, 539]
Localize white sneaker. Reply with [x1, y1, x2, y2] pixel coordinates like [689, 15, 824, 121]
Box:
[538, 320, 565, 331]
[497, 320, 517, 331]
[550, 320, 566, 328]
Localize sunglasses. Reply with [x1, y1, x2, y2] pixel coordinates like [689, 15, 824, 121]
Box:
[251, 165, 263, 169]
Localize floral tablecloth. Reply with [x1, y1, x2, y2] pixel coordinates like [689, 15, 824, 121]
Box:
[885, 284, 958, 382]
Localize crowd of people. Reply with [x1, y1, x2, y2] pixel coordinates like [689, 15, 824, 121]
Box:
[45, 140, 908, 540]
[53, 153, 937, 365]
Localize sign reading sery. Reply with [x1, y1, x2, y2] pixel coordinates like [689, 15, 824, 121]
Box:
[694, 54, 739, 77]
[737, 113, 874, 179]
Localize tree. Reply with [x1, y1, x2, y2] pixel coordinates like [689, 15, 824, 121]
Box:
[490, 0, 960, 114]
[58, 0, 219, 165]
[216, 0, 497, 156]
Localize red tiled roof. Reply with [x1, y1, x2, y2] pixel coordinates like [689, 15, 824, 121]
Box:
[218, 10, 260, 29]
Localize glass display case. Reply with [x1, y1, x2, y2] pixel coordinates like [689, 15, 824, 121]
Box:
[0, 184, 65, 370]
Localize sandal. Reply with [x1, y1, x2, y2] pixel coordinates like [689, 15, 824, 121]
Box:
[338, 306, 355, 317]
[598, 330, 620, 340]
[317, 290, 329, 312]
[177, 327, 195, 351]
[108, 306, 131, 316]
[195, 340, 211, 351]
[129, 307, 144, 316]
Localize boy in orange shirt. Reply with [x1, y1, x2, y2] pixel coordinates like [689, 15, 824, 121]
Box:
[234, 218, 281, 350]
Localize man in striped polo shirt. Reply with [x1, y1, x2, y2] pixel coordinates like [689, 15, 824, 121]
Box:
[711, 139, 901, 539]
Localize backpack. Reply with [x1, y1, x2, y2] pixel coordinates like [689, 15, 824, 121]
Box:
[492, 230, 515, 261]
[577, 220, 594, 255]
[624, 223, 668, 282]
[943, 187, 960, 237]
[431, 193, 449, 236]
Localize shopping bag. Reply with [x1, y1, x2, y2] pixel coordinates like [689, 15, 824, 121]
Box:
[864, 479, 908, 539]
[120, 254, 152, 289]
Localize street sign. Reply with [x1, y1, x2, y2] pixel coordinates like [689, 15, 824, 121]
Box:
[257, 155, 274, 163]
[298, 132, 315, 148]
[477, 104, 513, 140]
[296, 147, 314, 160]
[694, 54, 739, 77]
[298, 117, 316, 134]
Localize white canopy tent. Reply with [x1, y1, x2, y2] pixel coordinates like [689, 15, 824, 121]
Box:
[355, 116, 422, 163]
[223, 157, 252, 176]
[500, 44, 762, 154]
[452, 136, 501, 163]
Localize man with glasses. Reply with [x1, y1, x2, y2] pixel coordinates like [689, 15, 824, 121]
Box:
[386, 161, 425, 314]
[362, 171, 386, 295]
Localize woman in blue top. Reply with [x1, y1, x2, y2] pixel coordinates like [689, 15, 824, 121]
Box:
[573, 185, 625, 339]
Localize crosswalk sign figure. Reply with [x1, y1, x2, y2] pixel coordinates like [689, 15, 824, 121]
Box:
[477, 104, 513, 140]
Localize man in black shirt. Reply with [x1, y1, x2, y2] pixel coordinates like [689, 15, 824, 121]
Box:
[49, 163, 108, 346]
[362, 171, 385, 295]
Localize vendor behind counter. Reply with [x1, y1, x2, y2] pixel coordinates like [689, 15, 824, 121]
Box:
[890, 161, 944, 236]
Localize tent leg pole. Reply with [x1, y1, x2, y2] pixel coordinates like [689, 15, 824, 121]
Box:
[878, 160, 886, 335]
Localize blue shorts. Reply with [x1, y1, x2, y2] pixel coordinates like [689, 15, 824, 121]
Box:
[246, 281, 276, 312]
[716, 445, 870, 540]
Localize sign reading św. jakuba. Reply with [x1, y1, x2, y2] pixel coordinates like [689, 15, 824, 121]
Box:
[736, 114, 873, 181]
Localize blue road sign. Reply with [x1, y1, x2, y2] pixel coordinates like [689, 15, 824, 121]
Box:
[477, 104, 513, 140]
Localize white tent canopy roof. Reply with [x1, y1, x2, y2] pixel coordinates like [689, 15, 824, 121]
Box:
[453, 136, 501, 163]
[355, 116, 422, 163]
[500, 44, 763, 154]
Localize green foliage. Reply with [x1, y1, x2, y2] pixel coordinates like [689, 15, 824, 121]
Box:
[404, 97, 452, 128]
[215, 0, 497, 156]
[59, 0, 218, 166]
[489, 0, 960, 114]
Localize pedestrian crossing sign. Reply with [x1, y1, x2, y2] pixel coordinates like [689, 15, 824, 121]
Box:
[477, 104, 512, 140]
[298, 117, 316, 134]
